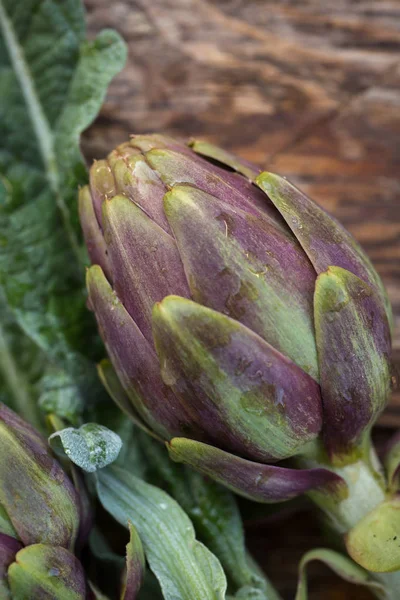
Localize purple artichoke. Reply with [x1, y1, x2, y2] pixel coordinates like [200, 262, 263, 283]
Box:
[0, 403, 87, 598]
[80, 135, 392, 503]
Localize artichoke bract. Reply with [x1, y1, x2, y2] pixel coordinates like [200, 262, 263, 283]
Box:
[0, 403, 80, 549]
[80, 134, 392, 504]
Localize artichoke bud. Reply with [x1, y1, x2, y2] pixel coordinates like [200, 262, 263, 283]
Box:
[82, 134, 392, 500]
[0, 403, 80, 550]
[7, 544, 86, 599]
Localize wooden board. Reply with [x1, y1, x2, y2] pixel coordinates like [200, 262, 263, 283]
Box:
[83, 1, 400, 427]
[83, 3, 400, 596]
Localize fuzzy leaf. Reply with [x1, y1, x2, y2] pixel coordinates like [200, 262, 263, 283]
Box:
[49, 423, 122, 473]
[0, 0, 126, 420]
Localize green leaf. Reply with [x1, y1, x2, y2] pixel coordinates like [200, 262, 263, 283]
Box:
[137, 432, 281, 600]
[38, 365, 83, 425]
[96, 465, 227, 600]
[346, 498, 400, 573]
[294, 548, 385, 600]
[49, 423, 122, 473]
[0, 0, 126, 420]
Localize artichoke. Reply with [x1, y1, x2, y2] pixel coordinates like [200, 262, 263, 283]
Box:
[0, 403, 87, 598]
[80, 134, 393, 505]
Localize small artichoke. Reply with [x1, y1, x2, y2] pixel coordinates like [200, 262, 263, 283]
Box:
[0, 403, 86, 598]
[80, 135, 393, 503]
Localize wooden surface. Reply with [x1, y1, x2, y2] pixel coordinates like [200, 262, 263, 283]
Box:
[83, 2, 400, 597]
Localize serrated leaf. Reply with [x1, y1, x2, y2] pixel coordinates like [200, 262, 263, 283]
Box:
[96, 465, 227, 600]
[49, 423, 122, 473]
[0, 0, 126, 421]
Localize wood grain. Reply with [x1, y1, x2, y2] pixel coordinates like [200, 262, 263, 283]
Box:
[83, 2, 400, 596]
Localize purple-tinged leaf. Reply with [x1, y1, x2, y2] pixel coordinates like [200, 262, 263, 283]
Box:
[153, 296, 322, 462]
[256, 172, 393, 332]
[121, 522, 145, 600]
[86, 266, 204, 442]
[164, 185, 319, 380]
[168, 438, 347, 503]
[130, 133, 193, 155]
[102, 194, 190, 344]
[8, 544, 86, 599]
[189, 139, 260, 180]
[107, 143, 170, 233]
[145, 148, 286, 227]
[314, 267, 392, 459]
[79, 185, 111, 279]
[89, 159, 117, 228]
[0, 403, 79, 550]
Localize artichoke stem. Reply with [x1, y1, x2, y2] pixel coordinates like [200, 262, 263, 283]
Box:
[297, 442, 400, 599]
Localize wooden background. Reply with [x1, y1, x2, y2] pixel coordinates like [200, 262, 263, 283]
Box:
[83, 1, 400, 598]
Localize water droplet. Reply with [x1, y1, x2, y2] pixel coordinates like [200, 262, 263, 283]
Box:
[161, 358, 178, 386]
[48, 568, 60, 577]
[323, 285, 349, 313]
[341, 389, 352, 402]
[249, 265, 269, 278]
[235, 357, 252, 376]
[159, 503, 167, 510]
[275, 388, 285, 407]
[291, 216, 303, 230]
[240, 393, 265, 416]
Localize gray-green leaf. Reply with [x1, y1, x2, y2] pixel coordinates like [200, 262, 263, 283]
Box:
[49, 423, 122, 472]
[0, 0, 126, 421]
[96, 465, 227, 600]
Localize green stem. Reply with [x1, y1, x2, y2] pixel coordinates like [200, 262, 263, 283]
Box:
[298, 444, 400, 599]
[0, 323, 41, 429]
[0, 0, 81, 265]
